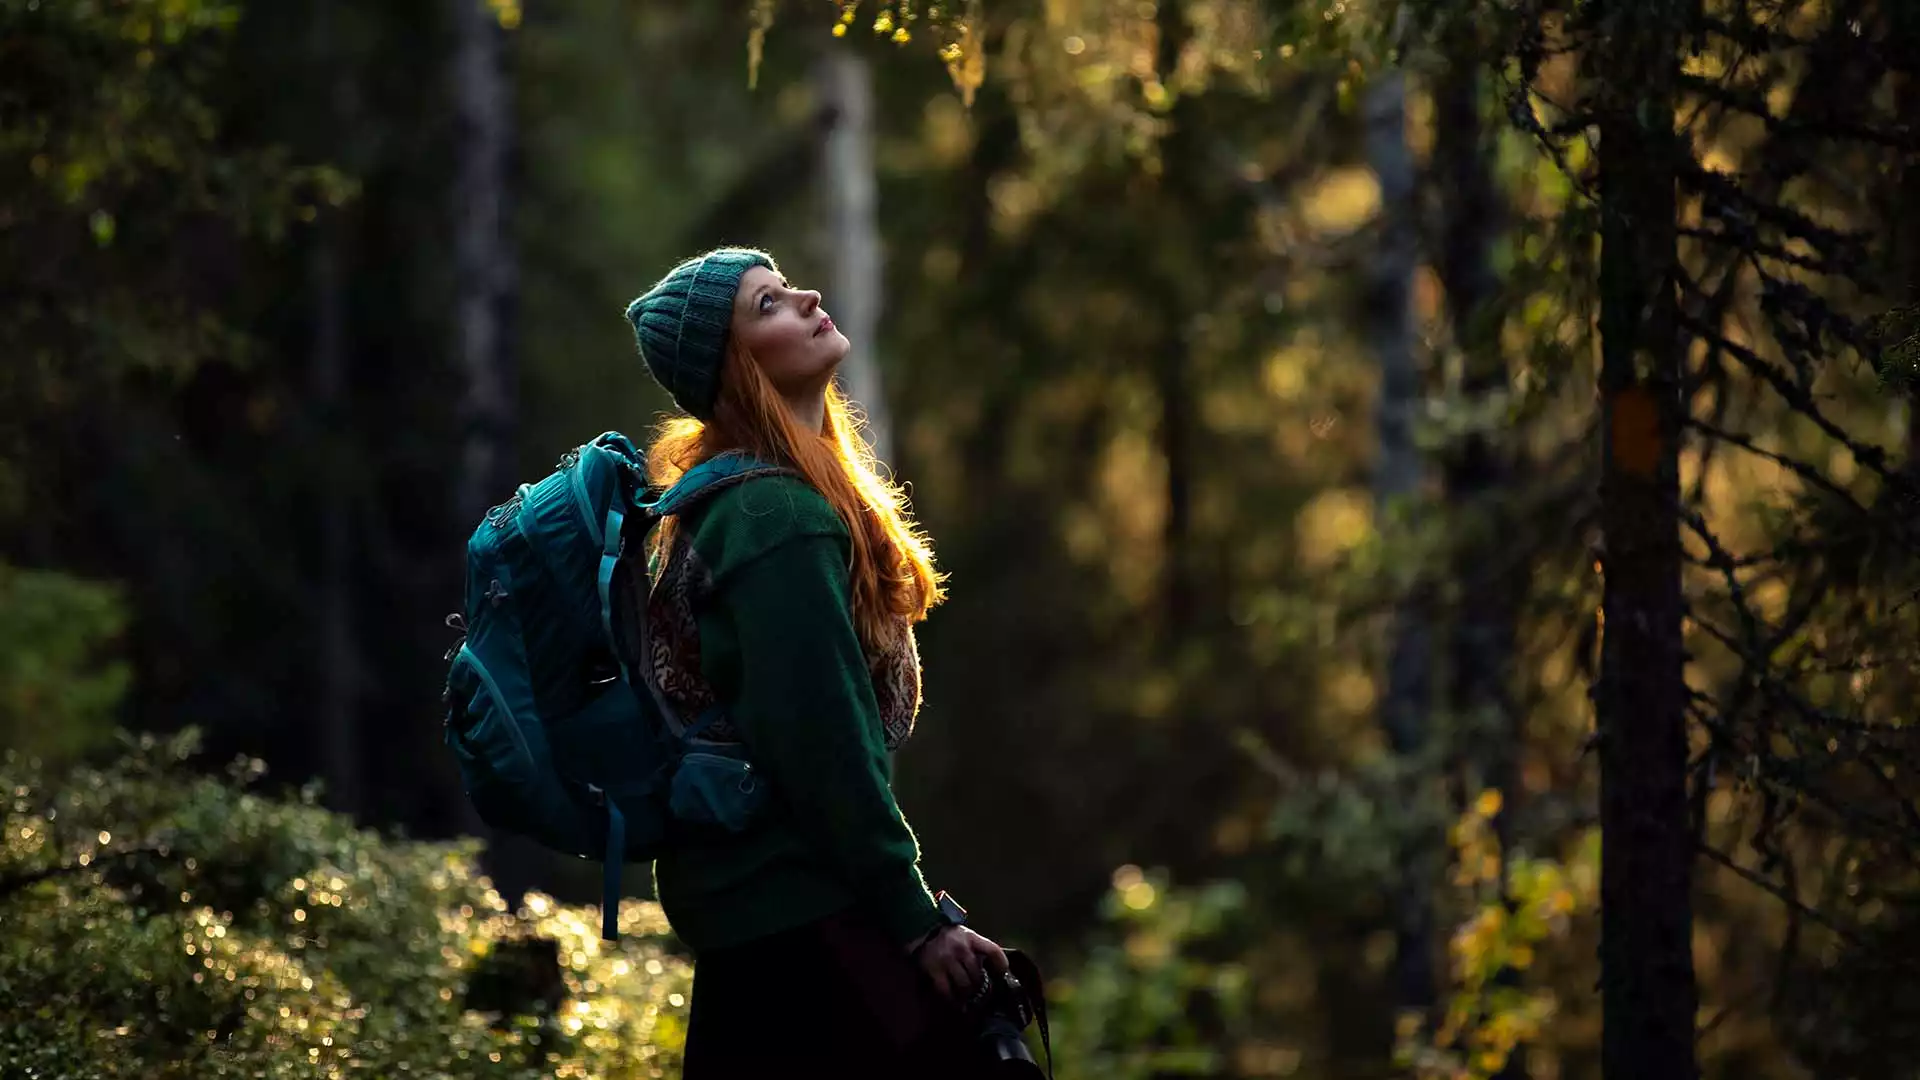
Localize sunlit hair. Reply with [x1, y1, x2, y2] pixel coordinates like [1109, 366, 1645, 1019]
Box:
[643, 339, 945, 651]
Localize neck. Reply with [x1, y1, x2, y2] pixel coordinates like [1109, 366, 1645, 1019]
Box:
[782, 384, 829, 436]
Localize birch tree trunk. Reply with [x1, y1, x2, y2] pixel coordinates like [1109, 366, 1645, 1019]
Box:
[452, 0, 516, 525]
[450, 0, 530, 898]
[816, 46, 890, 464]
[1363, 67, 1437, 1021]
[1590, 4, 1698, 1077]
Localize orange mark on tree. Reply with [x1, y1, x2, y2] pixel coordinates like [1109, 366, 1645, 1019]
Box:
[1608, 385, 1662, 477]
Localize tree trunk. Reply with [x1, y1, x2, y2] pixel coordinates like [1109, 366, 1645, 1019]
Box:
[310, 1, 362, 823]
[1436, 24, 1514, 863]
[816, 45, 891, 462]
[312, 220, 363, 820]
[1155, 1, 1197, 637]
[452, 0, 516, 527]
[1435, 44, 1529, 1080]
[1156, 310, 1197, 635]
[1895, 56, 1920, 471]
[1363, 67, 1438, 1021]
[1591, 4, 1698, 1078]
[450, 0, 533, 905]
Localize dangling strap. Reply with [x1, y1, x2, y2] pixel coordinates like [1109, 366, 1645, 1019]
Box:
[1008, 950, 1055, 1080]
[595, 496, 632, 945]
[600, 794, 625, 943]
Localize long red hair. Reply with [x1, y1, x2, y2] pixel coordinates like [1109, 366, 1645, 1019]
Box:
[643, 340, 945, 651]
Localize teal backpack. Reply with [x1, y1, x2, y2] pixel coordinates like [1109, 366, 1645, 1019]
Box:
[442, 431, 788, 941]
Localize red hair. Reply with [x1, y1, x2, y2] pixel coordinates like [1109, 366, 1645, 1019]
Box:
[643, 341, 945, 650]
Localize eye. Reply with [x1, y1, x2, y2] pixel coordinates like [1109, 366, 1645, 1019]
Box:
[758, 293, 775, 313]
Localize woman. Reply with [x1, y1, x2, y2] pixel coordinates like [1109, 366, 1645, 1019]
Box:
[624, 248, 1009, 1078]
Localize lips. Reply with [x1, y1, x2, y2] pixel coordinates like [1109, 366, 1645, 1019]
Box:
[816, 315, 835, 336]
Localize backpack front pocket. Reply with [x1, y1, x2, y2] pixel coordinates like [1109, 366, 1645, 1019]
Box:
[445, 650, 535, 834]
[670, 751, 768, 833]
[444, 644, 590, 854]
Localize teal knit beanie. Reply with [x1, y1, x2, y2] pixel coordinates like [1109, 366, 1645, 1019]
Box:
[624, 247, 777, 420]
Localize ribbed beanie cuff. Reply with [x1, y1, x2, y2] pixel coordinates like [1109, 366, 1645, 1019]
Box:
[625, 248, 776, 420]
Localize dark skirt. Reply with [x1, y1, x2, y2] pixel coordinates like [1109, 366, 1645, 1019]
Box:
[682, 906, 975, 1079]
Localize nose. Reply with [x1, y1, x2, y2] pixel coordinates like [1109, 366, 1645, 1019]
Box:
[797, 289, 822, 313]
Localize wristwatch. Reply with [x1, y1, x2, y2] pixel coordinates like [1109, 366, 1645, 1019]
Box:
[911, 890, 969, 957]
[933, 890, 969, 927]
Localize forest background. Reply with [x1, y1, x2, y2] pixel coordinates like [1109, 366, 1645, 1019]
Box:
[4, 1, 1918, 1078]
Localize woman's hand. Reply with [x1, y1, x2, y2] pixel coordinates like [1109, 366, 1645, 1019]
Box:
[910, 924, 1010, 1002]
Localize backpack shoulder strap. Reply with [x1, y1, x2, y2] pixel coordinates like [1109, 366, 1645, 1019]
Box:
[642, 452, 793, 520]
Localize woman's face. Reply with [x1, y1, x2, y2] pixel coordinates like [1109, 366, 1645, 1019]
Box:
[730, 265, 849, 393]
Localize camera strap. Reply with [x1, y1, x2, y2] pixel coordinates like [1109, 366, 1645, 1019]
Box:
[1006, 949, 1055, 1080]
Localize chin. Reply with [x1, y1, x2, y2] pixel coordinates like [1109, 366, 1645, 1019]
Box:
[768, 347, 847, 397]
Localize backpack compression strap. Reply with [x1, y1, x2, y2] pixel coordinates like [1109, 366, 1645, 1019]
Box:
[596, 488, 631, 943]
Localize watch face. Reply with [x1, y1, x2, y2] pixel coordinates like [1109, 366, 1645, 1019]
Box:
[935, 891, 969, 924]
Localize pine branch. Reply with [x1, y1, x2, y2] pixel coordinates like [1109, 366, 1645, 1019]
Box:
[1681, 505, 1770, 651]
[1697, 841, 1879, 954]
[1676, 305, 1902, 492]
[1689, 645, 1920, 852]
[1679, 226, 1835, 275]
[1680, 159, 1874, 260]
[1677, 72, 1916, 151]
[1681, 417, 1873, 517]
[1748, 259, 1877, 356]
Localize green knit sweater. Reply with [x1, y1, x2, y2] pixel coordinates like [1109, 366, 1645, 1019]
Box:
[649, 474, 944, 954]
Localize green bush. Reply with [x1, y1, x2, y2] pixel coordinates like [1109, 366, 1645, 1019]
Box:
[1045, 866, 1252, 1080]
[1, 725, 1287, 1078]
[0, 729, 692, 1079]
[0, 563, 131, 766]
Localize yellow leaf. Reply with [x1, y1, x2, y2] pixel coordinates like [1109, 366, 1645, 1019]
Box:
[1478, 852, 1502, 883]
[485, 0, 521, 30]
[1474, 789, 1503, 819]
[942, 0, 985, 108]
[746, 0, 777, 90]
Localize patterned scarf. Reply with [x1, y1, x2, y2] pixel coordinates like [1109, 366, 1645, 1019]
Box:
[643, 534, 922, 750]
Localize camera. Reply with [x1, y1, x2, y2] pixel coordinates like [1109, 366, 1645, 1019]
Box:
[960, 950, 1052, 1079]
